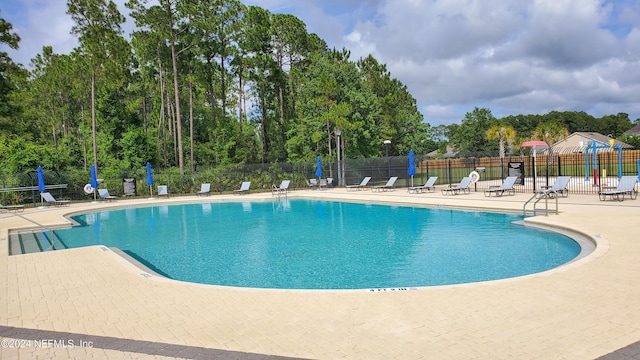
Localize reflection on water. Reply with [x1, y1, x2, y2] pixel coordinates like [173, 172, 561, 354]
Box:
[46, 200, 581, 289]
[201, 203, 211, 214]
[159, 205, 168, 217]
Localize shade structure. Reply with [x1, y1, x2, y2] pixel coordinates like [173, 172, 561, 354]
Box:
[407, 150, 416, 187]
[146, 162, 154, 197]
[315, 156, 323, 178]
[521, 140, 548, 148]
[522, 141, 548, 192]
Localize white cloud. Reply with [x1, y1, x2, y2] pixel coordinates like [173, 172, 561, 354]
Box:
[337, 0, 640, 124]
[3, 0, 639, 125]
[3, 1, 76, 67]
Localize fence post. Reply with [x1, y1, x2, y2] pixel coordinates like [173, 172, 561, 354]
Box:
[557, 156, 562, 177]
[426, 160, 429, 180]
[473, 158, 477, 192]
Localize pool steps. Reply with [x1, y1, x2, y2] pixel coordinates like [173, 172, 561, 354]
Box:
[9, 231, 68, 255]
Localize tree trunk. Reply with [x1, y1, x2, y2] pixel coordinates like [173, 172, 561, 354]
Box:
[168, 96, 177, 167]
[189, 79, 194, 173]
[170, 42, 185, 175]
[220, 56, 226, 120]
[237, 73, 243, 123]
[91, 70, 98, 176]
[158, 67, 168, 168]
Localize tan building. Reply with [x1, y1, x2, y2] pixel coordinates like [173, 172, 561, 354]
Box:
[623, 123, 640, 136]
[547, 132, 633, 154]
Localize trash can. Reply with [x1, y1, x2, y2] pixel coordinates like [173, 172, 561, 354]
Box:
[123, 178, 137, 196]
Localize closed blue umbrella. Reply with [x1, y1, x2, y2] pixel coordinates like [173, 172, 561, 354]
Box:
[37, 166, 45, 193]
[407, 150, 416, 187]
[37, 166, 45, 207]
[90, 165, 98, 201]
[146, 162, 154, 197]
[90, 165, 98, 189]
[315, 156, 323, 178]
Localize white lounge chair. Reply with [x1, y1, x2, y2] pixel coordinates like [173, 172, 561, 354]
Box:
[98, 189, 117, 201]
[196, 183, 211, 196]
[234, 181, 251, 195]
[408, 176, 438, 193]
[372, 176, 398, 192]
[535, 176, 571, 198]
[41, 192, 71, 206]
[272, 180, 290, 195]
[598, 176, 638, 201]
[157, 185, 170, 198]
[484, 176, 518, 197]
[306, 178, 318, 189]
[0, 203, 25, 212]
[442, 177, 472, 195]
[346, 177, 371, 191]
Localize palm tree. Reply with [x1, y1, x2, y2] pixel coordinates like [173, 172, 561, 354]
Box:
[512, 136, 526, 162]
[486, 124, 516, 178]
[531, 121, 569, 175]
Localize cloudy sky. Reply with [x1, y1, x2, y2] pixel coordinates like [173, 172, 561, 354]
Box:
[2, 0, 640, 125]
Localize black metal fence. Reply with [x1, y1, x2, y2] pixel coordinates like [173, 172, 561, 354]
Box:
[2, 149, 639, 205]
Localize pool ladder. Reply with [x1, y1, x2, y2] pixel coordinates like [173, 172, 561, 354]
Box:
[523, 193, 559, 217]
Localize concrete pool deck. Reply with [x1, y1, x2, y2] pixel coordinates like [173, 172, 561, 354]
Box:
[1, 187, 639, 359]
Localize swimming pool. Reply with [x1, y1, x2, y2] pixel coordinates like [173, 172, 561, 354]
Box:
[39, 199, 581, 289]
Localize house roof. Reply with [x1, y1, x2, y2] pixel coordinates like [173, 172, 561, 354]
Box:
[547, 132, 633, 154]
[426, 145, 458, 158]
[623, 124, 640, 136]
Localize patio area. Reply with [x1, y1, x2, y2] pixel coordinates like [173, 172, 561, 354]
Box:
[1, 187, 639, 359]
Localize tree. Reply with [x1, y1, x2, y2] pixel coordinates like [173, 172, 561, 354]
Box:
[271, 13, 309, 142]
[595, 113, 633, 137]
[486, 124, 516, 178]
[449, 107, 497, 155]
[243, 6, 278, 161]
[67, 0, 128, 176]
[127, 0, 189, 174]
[531, 121, 568, 175]
[0, 14, 22, 131]
[357, 54, 428, 156]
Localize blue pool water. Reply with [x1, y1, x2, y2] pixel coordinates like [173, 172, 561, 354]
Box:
[47, 199, 580, 289]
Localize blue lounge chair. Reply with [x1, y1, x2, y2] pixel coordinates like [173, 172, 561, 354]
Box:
[41, 192, 71, 206]
[346, 176, 371, 191]
[535, 176, 571, 198]
[157, 185, 170, 198]
[98, 189, 117, 201]
[408, 176, 438, 193]
[372, 176, 398, 192]
[598, 176, 638, 201]
[234, 181, 251, 195]
[442, 177, 472, 195]
[196, 183, 211, 196]
[484, 176, 518, 197]
[272, 180, 290, 195]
